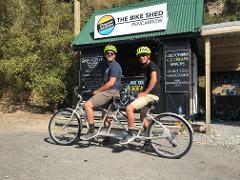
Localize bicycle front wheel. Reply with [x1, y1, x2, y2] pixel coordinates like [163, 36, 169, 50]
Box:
[148, 113, 193, 159]
[48, 109, 82, 145]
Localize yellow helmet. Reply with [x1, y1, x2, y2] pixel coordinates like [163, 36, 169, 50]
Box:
[136, 46, 151, 56]
[104, 45, 117, 54]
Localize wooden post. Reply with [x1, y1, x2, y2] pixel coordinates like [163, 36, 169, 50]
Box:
[73, 0, 81, 103]
[205, 37, 211, 132]
[74, 0, 80, 37]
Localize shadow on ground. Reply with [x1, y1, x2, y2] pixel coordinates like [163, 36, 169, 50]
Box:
[75, 138, 158, 157]
[44, 136, 158, 157]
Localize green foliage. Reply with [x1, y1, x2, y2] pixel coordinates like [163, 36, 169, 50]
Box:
[31, 75, 67, 105]
[205, 0, 240, 24]
[0, 0, 141, 108]
[0, 0, 74, 107]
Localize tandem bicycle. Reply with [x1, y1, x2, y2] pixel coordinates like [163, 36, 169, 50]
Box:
[48, 86, 193, 159]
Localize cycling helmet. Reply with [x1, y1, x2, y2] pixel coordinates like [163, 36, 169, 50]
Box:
[104, 45, 117, 54]
[136, 46, 151, 56]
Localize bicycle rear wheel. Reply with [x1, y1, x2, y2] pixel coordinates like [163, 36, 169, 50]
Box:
[148, 113, 193, 159]
[48, 109, 82, 145]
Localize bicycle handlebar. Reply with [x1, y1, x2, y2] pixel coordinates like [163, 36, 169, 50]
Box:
[74, 87, 92, 101]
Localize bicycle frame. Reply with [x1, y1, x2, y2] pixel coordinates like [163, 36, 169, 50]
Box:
[49, 87, 194, 158]
[75, 100, 182, 141]
[68, 88, 193, 142]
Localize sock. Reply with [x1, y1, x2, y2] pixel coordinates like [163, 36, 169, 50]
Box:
[89, 123, 95, 132]
[128, 128, 134, 136]
[143, 127, 148, 132]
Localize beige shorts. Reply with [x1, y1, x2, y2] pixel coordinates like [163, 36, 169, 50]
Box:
[89, 89, 119, 107]
[130, 94, 159, 112]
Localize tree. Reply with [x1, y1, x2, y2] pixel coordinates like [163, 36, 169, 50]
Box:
[0, 0, 74, 108]
[204, 0, 240, 24]
[223, 0, 240, 21]
[0, 0, 142, 109]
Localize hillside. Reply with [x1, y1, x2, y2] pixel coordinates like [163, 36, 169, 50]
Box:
[205, 0, 240, 24]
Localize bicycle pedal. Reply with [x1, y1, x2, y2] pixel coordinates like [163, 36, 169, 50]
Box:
[142, 142, 153, 151]
[134, 138, 141, 142]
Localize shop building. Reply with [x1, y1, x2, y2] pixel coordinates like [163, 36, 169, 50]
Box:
[72, 0, 204, 120]
[202, 21, 240, 131]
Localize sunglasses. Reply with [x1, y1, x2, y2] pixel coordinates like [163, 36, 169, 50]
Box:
[137, 53, 149, 58]
[105, 52, 115, 56]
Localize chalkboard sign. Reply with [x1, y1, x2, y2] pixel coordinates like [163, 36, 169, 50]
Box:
[79, 49, 107, 91]
[165, 49, 191, 92]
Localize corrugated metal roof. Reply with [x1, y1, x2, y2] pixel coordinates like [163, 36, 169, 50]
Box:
[72, 0, 204, 48]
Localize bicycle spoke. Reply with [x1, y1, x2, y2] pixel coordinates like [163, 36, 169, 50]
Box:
[49, 109, 81, 145]
[149, 113, 193, 158]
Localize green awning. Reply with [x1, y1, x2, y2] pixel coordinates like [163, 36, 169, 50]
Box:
[72, 0, 204, 49]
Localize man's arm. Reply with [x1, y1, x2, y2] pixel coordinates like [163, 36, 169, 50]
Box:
[138, 71, 157, 97]
[93, 77, 117, 95]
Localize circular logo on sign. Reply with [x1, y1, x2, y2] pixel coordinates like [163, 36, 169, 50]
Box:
[97, 15, 115, 35]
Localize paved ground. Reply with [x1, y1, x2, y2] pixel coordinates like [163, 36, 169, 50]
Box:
[0, 111, 240, 180]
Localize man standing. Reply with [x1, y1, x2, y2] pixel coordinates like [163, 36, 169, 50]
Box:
[120, 46, 160, 144]
[81, 45, 122, 140]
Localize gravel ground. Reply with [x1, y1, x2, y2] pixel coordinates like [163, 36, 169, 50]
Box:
[193, 120, 240, 153]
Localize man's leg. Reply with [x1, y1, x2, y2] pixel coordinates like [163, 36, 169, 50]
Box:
[126, 104, 135, 129]
[102, 103, 112, 128]
[80, 100, 96, 140]
[119, 104, 136, 144]
[140, 106, 149, 130]
[126, 96, 148, 130]
[119, 96, 152, 144]
[84, 91, 111, 127]
[84, 100, 95, 125]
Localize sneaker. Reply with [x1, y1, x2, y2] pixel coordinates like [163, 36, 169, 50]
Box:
[142, 140, 153, 151]
[80, 129, 96, 140]
[133, 129, 148, 142]
[101, 137, 111, 145]
[119, 133, 135, 145]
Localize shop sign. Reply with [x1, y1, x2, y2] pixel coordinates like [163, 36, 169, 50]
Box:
[94, 3, 168, 39]
[165, 49, 191, 93]
[122, 77, 145, 93]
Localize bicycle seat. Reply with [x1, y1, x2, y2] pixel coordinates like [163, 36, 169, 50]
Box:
[112, 95, 120, 102]
[106, 96, 120, 110]
[146, 100, 159, 109]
